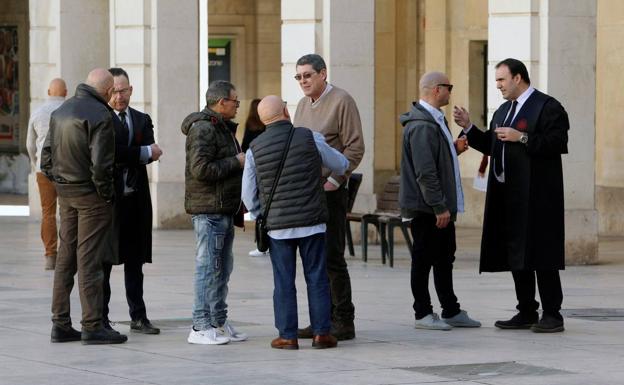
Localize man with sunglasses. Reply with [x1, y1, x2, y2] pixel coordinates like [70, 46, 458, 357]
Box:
[399, 71, 480, 331]
[181, 80, 248, 345]
[293, 54, 364, 341]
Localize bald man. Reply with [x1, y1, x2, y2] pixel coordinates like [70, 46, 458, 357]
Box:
[41, 68, 127, 345]
[242, 95, 348, 350]
[399, 71, 480, 331]
[27, 78, 67, 270]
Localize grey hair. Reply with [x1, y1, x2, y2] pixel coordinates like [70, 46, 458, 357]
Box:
[296, 54, 327, 72]
[205, 80, 235, 107]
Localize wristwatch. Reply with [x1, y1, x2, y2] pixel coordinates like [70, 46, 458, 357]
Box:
[519, 133, 528, 145]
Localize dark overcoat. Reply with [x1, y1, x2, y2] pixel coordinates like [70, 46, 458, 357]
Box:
[466, 89, 569, 272]
[109, 107, 154, 265]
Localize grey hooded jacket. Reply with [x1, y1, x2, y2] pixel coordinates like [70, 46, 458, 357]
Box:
[399, 102, 458, 221]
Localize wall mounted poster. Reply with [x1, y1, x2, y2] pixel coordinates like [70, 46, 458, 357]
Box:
[0, 25, 19, 153]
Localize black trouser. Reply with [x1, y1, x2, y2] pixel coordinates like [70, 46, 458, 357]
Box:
[409, 213, 460, 320]
[102, 260, 146, 322]
[325, 187, 355, 323]
[512, 270, 563, 320]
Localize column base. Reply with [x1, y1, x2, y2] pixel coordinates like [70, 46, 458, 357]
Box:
[565, 209, 599, 265]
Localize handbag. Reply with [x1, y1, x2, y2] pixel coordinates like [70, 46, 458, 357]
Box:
[255, 126, 295, 252]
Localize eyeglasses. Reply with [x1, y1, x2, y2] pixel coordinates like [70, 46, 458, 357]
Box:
[294, 72, 317, 81]
[112, 87, 131, 95]
[222, 97, 240, 107]
[436, 84, 453, 92]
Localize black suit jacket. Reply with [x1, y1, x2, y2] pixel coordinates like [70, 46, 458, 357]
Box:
[466, 89, 569, 272]
[110, 107, 155, 265]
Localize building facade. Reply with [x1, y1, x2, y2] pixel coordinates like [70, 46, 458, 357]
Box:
[1, 0, 618, 264]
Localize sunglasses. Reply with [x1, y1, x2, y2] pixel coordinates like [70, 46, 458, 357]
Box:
[294, 72, 317, 81]
[437, 84, 453, 92]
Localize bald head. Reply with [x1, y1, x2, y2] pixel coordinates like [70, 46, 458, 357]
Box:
[258, 95, 289, 125]
[419, 71, 452, 108]
[419, 72, 449, 94]
[85, 68, 114, 99]
[48, 78, 67, 98]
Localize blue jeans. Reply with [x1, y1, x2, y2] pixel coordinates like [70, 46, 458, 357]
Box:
[268, 232, 331, 339]
[192, 214, 234, 330]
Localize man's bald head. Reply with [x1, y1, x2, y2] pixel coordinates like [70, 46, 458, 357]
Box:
[419, 71, 449, 95]
[419, 71, 452, 108]
[85, 68, 114, 99]
[48, 78, 67, 98]
[258, 95, 289, 125]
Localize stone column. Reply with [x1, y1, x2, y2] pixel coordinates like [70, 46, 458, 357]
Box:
[488, 0, 598, 264]
[281, 0, 375, 211]
[109, 0, 198, 228]
[29, 0, 109, 219]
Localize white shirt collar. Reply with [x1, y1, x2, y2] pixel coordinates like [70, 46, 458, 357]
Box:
[311, 83, 333, 105]
[419, 99, 444, 121]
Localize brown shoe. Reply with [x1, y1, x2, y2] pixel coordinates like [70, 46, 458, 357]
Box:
[297, 325, 313, 339]
[271, 337, 299, 350]
[312, 334, 337, 349]
[45, 255, 56, 271]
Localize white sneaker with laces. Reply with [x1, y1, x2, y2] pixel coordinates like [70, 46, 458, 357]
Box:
[187, 327, 230, 345]
[218, 320, 248, 342]
[248, 249, 269, 257]
[414, 313, 452, 330]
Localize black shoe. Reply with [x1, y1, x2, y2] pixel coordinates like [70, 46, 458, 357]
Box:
[330, 321, 355, 341]
[494, 312, 539, 329]
[297, 325, 314, 339]
[531, 315, 564, 333]
[51, 324, 81, 343]
[131, 319, 160, 335]
[103, 319, 121, 335]
[81, 327, 128, 345]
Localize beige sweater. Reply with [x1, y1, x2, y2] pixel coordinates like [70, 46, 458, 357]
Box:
[293, 85, 365, 185]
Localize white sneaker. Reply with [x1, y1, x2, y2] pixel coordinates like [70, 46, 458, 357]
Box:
[187, 327, 230, 345]
[217, 320, 248, 342]
[249, 248, 269, 257]
[414, 313, 452, 331]
[442, 310, 481, 328]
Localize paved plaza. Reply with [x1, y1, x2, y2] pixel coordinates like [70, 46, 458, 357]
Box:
[1, 216, 624, 385]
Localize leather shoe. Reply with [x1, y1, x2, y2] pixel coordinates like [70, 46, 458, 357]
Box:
[531, 314, 564, 333]
[103, 319, 121, 335]
[270, 337, 299, 350]
[330, 321, 355, 341]
[51, 324, 81, 343]
[494, 312, 538, 329]
[82, 327, 128, 345]
[131, 319, 160, 335]
[312, 334, 337, 349]
[297, 325, 313, 339]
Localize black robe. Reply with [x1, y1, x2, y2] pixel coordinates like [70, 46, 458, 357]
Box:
[466, 89, 569, 272]
[108, 107, 154, 265]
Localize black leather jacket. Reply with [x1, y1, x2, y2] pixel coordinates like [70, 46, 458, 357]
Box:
[41, 84, 115, 201]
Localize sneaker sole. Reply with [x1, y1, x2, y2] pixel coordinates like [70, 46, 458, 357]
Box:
[414, 325, 452, 331]
[187, 338, 230, 345]
[131, 328, 161, 335]
[445, 322, 481, 328]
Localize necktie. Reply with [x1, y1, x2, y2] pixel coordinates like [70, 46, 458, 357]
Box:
[493, 100, 517, 178]
[119, 111, 128, 131]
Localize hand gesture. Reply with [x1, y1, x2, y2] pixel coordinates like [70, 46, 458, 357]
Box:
[150, 143, 163, 161]
[454, 136, 469, 154]
[453, 106, 471, 129]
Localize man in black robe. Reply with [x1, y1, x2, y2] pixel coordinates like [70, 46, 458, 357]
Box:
[453, 58, 569, 333]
